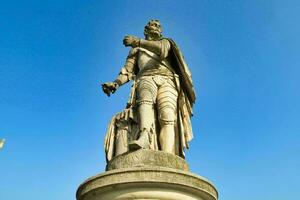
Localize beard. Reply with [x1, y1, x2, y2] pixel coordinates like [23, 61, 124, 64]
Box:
[145, 27, 162, 40]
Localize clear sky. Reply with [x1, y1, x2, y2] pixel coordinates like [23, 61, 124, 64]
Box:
[0, 0, 299, 199]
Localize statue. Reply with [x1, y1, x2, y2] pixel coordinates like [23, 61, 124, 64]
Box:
[102, 19, 196, 162]
[76, 20, 218, 200]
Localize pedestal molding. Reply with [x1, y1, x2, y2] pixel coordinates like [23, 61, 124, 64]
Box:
[77, 167, 218, 200]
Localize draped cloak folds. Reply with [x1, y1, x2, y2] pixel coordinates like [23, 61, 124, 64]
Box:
[104, 38, 196, 161]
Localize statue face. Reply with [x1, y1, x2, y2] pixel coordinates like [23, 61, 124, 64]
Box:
[144, 20, 162, 40]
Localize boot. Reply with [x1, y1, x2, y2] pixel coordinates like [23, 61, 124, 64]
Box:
[129, 129, 150, 151]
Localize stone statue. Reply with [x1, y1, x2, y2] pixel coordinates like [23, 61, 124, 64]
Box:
[77, 20, 218, 200]
[102, 19, 196, 162]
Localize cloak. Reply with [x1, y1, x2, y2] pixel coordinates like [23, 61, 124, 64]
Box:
[167, 38, 196, 157]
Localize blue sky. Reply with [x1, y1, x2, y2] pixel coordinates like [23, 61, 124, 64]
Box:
[0, 0, 299, 199]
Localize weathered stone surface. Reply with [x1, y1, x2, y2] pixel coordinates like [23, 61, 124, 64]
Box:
[77, 167, 218, 200]
[106, 149, 189, 171]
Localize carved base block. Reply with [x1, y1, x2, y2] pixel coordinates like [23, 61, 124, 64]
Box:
[106, 149, 189, 171]
[76, 167, 218, 200]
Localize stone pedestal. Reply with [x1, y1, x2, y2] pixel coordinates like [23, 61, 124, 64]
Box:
[77, 150, 218, 200]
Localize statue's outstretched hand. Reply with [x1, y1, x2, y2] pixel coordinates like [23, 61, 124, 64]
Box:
[123, 35, 140, 47]
[101, 82, 118, 97]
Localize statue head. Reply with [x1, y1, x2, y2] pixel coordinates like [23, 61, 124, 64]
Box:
[144, 19, 162, 41]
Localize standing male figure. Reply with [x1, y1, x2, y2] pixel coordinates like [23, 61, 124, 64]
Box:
[102, 20, 195, 158]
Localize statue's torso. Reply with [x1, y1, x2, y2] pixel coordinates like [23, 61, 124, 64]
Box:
[136, 47, 174, 77]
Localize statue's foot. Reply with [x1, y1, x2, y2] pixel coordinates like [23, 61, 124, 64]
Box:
[129, 129, 150, 151]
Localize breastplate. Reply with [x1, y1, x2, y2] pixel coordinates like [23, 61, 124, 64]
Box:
[137, 48, 159, 71]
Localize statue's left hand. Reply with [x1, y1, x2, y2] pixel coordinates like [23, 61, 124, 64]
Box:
[123, 35, 140, 47]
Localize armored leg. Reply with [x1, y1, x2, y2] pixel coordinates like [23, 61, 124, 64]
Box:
[129, 77, 157, 150]
[157, 78, 178, 154]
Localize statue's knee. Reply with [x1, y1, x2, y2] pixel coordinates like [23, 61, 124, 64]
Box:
[136, 92, 154, 106]
[159, 107, 176, 125]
